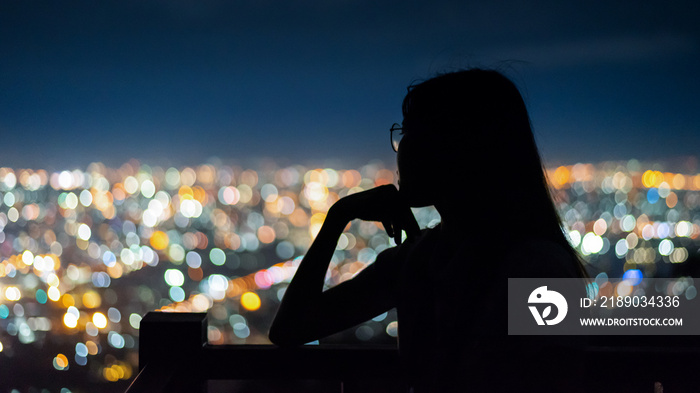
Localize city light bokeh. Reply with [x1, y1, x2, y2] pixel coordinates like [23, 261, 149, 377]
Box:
[0, 158, 699, 392]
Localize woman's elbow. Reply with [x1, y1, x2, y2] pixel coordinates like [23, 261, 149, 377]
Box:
[268, 325, 288, 346]
[269, 324, 305, 347]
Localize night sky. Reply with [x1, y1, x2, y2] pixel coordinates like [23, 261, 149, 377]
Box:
[1, 1, 699, 170]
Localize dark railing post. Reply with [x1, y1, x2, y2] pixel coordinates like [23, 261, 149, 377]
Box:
[139, 312, 207, 371]
[126, 312, 208, 393]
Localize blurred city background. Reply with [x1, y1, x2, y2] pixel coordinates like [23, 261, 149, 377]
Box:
[0, 157, 699, 391]
[2, 0, 699, 392]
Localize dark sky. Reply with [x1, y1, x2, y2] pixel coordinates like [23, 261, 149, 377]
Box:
[1, 0, 699, 170]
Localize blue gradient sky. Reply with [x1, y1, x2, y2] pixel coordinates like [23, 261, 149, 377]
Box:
[1, 1, 699, 169]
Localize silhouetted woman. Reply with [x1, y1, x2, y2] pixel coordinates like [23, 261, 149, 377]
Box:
[269, 69, 587, 392]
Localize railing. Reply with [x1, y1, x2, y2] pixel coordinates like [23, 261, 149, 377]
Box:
[125, 312, 403, 393]
[126, 312, 700, 393]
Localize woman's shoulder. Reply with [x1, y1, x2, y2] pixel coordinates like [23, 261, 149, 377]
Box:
[503, 237, 581, 278]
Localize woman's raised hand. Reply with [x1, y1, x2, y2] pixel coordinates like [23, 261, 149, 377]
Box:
[332, 184, 420, 245]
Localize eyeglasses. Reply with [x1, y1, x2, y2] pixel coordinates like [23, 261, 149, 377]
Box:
[390, 123, 403, 152]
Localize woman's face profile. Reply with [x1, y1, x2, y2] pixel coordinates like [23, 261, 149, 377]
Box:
[396, 122, 443, 208]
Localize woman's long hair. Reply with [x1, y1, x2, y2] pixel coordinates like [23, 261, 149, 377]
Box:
[402, 69, 588, 278]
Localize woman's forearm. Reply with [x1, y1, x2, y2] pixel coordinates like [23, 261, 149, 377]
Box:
[269, 203, 349, 344]
[268, 185, 417, 345]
